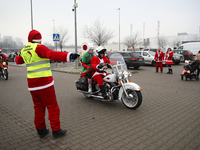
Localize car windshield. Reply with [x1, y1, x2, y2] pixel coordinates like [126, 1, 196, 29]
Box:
[149, 51, 155, 56]
[129, 52, 140, 58]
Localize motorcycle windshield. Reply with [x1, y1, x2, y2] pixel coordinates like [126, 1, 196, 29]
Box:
[109, 53, 127, 76]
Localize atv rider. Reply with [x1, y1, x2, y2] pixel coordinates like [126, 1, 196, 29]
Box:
[81, 43, 95, 93]
[91, 46, 117, 100]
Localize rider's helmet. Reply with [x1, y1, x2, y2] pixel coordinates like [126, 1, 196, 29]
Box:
[28, 30, 42, 43]
[88, 43, 94, 50]
[96, 46, 106, 58]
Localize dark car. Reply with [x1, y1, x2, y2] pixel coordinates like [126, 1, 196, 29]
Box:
[173, 50, 193, 61]
[107, 51, 145, 69]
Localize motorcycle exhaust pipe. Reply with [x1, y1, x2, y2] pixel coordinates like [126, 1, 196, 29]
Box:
[77, 90, 103, 99]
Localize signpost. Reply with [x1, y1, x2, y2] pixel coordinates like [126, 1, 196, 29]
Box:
[53, 34, 60, 67]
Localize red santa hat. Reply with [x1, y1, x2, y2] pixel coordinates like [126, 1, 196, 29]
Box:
[28, 30, 42, 43]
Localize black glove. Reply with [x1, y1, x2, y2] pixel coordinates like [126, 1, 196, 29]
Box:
[97, 63, 104, 69]
[70, 53, 80, 60]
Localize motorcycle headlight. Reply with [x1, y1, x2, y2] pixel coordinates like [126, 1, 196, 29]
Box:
[2, 62, 6, 65]
[124, 71, 129, 78]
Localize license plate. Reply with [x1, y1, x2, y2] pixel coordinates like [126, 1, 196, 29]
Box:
[139, 58, 143, 61]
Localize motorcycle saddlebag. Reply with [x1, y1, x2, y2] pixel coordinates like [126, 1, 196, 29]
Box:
[75, 77, 88, 91]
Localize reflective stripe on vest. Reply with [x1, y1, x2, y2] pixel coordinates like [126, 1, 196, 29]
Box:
[20, 42, 52, 78]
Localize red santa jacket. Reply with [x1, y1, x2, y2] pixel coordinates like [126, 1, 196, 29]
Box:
[15, 44, 71, 91]
[0, 53, 8, 62]
[91, 55, 116, 77]
[165, 51, 174, 65]
[154, 51, 164, 62]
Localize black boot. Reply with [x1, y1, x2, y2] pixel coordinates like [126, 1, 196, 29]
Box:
[99, 85, 109, 100]
[161, 70, 163, 73]
[37, 127, 49, 138]
[53, 129, 67, 138]
[156, 70, 158, 73]
[170, 68, 173, 74]
[166, 68, 170, 74]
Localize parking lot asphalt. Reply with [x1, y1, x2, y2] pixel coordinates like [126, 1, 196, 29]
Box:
[0, 62, 200, 150]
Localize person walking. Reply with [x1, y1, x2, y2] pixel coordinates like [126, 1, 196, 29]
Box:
[195, 50, 200, 80]
[15, 30, 79, 138]
[154, 48, 164, 73]
[165, 48, 174, 74]
[81, 43, 95, 93]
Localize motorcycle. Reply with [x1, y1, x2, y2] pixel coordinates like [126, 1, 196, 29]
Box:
[75, 53, 142, 109]
[0, 60, 8, 80]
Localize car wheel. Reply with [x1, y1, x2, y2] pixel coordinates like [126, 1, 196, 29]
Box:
[152, 61, 156, 67]
[126, 62, 129, 69]
[134, 66, 140, 69]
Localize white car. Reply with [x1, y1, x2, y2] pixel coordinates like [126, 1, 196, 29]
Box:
[135, 51, 158, 66]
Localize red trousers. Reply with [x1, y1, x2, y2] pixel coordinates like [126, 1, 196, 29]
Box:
[92, 74, 108, 86]
[30, 85, 60, 131]
[156, 62, 163, 71]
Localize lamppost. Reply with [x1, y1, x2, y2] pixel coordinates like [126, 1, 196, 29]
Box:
[117, 8, 120, 51]
[73, 0, 78, 68]
[30, 0, 33, 30]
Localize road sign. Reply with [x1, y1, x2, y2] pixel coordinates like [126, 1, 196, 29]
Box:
[53, 34, 60, 41]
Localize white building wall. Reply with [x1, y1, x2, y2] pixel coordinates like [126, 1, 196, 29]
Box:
[149, 34, 200, 49]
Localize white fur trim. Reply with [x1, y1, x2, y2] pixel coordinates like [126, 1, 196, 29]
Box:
[67, 52, 72, 62]
[28, 80, 54, 91]
[32, 39, 41, 43]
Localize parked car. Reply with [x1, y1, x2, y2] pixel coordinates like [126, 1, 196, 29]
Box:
[143, 48, 183, 64]
[107, 51, 145, 69]
[135, 51, 157, 66]
[173, 49, 193, 61]
[177, 42, 200, 56]
[105, 51, 112, 57]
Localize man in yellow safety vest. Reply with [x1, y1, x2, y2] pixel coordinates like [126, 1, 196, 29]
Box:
[15, 30, 79, 138]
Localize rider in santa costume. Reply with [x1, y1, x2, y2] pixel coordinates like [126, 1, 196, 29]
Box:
[91, 46, 116, 100]
[15, 30, 79, 138]
[165, 47, 174, 74]
[154, 48, 164, 73]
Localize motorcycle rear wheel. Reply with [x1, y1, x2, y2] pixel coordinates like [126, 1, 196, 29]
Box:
[121, 90, 142, 109]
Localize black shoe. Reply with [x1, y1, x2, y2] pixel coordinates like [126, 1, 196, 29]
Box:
[161, 70, 163, 73]
[156, 70, 158, 73]
[53, 129, 67, 138]
[37, 128, 49, 138]
[103, 95, 109, 100]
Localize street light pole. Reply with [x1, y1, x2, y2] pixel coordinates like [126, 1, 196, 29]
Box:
[117, 8, 120, 51]
[30, 0, 33, 30]
[74, 0, 78, 68]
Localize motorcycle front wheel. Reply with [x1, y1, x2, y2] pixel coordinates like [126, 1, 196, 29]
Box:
[121, 89, 142, 109]
[2, 69, 8, 80]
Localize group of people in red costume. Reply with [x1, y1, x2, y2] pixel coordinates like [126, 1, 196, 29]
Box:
[154, 47, 174, 74]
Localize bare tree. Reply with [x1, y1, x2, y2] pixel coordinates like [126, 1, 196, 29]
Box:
[123, 32, 141, 51]
[82, 19, 114, 46]
[155, 36, 168, 48]
[189, 34, 200, 42]
[172, 38, 182, 49]
[55, 27, 70, 52]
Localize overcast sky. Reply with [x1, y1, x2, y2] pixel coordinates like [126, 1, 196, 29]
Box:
[0, 0, 200, 46]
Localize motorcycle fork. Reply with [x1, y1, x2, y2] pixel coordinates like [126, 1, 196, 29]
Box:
[121, 81, 130, 98]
